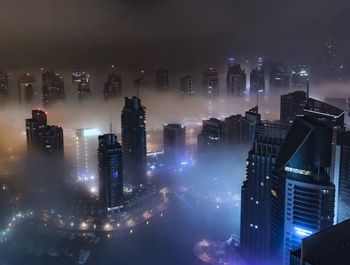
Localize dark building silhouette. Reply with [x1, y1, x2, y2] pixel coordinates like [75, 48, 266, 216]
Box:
[19, 73, 36, 105]
[271, 116, 335, 265]
[26, 109, 63, 155]
[197, 118, 224, 156]
[290, 219, 350, 265]
[104, 66, 122, 99]
[0, 71, 9, 100]
[240, 122, 287, 263]
[250, 67, 265, 93]
[180, 75, 196, 95]
[72, 71, 90, 101]
[202, 67, 219, 97]
[224, 106, 261, 147]
[163, 124, 186, 163]
[134, 70, 147, 97]
[98, 134, 123, 212]
[269, 61, 290, 91]
[280, 91, 307, 125]
[121, 96, 147, 185]
[226, 64, 246, 97]
[42, 70, 65, 106]
[291, 66, 309, 88]
[155, 68, 169, 91]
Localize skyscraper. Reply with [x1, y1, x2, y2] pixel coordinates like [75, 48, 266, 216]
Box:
[26, 109, 48, 150]
[269, 61, 290, 91]
[42, 70, 65, 106]
[226, 64, 246, 97]
[104, 66, 122, 99]
[0, 71, 9, 100]
[271, 116, 335, 265]
[291, 65, 309, 88]
[163, 124, 186, 163]
[155, 68, 169, 91]
[280, 91, 307, 125]
[250, 67, 265, 94]
[202, 67, 219, 97]
[180, 75, 196, 95]
[224, 106, 261, 147]
[72, 71, 90, 100]
[240, 122, 287, 263]
[19, 73, 36, 105]
[40, 125, 64, 155]
[197, 118, 224, 156]
[121, 97, 147, 185]
[98, 134, 123, 212]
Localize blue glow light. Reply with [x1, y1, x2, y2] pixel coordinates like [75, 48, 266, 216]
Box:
[294, 227, 313, 237]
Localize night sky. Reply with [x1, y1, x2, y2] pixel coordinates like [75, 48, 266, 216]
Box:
[0, 0, 349, 70]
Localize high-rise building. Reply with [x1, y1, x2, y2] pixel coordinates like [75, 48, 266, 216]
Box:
[75, 128, 101, 195]
[0, 71, 9, 100]
[104, 66, 122, 99]
[155, 68, 169, 91]
[290, 219, 350, 265]
[40, 125, 64, 155]
[331, 131, 350, 223]
[72, 71, 90, 100]
[134, 70, 147, 97]
[163, 124, 186, 163]
[42, 70, 65, 106]
[250, 67, 265, 94]
[25, 109, 63, 155]
[280, 91, 307, 125]
[226, 64, 246, 97]
[271, 116, 335, 265]
[291, 66, 309, 88]
[26, 109, 48, 150]
[121, 97, 147, 185]
[240, 122, 288, 263]
[19, 73, 37, 105]
[269, 61, 290, 91]
[202, 67, 219, 97]
[98, 134, 123, 212]
[197, 118, 224, 155]
[224, 106, 261, 147]
[324, 35, 344, 82]
[180, 75, 196, 95]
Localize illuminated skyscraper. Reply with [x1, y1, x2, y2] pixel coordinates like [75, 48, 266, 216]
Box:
[226, 63, 246, 97]
[240, 122, 287, 263]
[280, 91, 307, 125]
[0, 71, 9, 100]
[121, 96, 147, 185]
[271, 116, 335, 265]
[75, 128, 101, 195]
[104, 66, 122, 99]
[19, 73, 36, 105]
[72, 71, 91, 100]
[180, 75, 196, 95]
[163, 123, 186, 163]
[155, 68, 169, 91]
[26, 109, 48, 150]
[197, 118, 224, 156]
[42, 70, 65, 106]
[98, 133, 123, 212]
[202, 67, 219, 97]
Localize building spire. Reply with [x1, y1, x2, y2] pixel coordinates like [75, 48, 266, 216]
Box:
[109, 115, 113, 134]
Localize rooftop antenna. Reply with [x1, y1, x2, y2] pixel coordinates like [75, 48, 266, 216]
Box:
[109, 115, 113, 134]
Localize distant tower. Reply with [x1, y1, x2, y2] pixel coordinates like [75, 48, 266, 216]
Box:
[269, 61, 290, 91]
[280, 91, 307, 125]
[226, 63, 246, 97]
[121, 97, 147, 185]
[42, 70, 65, 106]
[155, 68, 169, 91]
[40, 126, 64, 155]
[26, 109, 48, 150]
[134, 70, 146, 97]
[180, 75, 196, 95]
[98, 134, 123, 212]
[202, 67, 219, 97]
[72, 71, 90, 101]
[19, 73, 36, 105]
[250, 67, 265, 94]
[104, 65, 122, 99]
[197, 118, 224, 156]
[0, 71, 9, 100]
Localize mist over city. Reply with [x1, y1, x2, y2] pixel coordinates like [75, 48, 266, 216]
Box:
[1, 1, 350, 265]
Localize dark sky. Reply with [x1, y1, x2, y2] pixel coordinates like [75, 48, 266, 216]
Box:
[0, 0, 349, 71]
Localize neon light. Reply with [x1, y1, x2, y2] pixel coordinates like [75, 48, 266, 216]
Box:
[294, 227, 313, 237]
